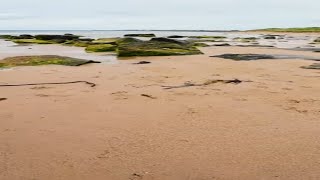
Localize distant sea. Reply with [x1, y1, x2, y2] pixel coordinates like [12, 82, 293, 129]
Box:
[0, 30, 238, 39]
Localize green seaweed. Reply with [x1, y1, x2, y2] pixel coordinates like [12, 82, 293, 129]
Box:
[117, 38, 202, 57]
[85, 44, 117, 52]
[92, 38, 120, 44]
[63, 40, 92, 47]
[12, 39, 55, 44]
[0, 55, 100, 68]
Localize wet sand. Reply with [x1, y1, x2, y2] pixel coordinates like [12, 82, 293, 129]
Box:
[1, 40, 320, 179]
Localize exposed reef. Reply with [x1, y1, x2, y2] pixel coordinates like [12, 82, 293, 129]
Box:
[301, 63, 320, 69]
[85, 44, 117, 52]
[117, 38, 203, 57]
[0, 55, 100, 68]
[233, 37, 258, 42]
[167, 35, 186, 38]
[211, 54, 275, 61]
[124, 34, 156, 37]
[211, 54, 320, 61]
[1, 34, 204, 57]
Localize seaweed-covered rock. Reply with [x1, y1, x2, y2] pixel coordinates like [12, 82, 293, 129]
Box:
[117, 38, 202, 57]
[301, 63, 320, 69]
[124, 34, 156, 37]
[263, 35, 278, 39]
[34, 34, 80, 43]
[0, 35, 14, 39]
[1, 34, 83, 44]
[233, 37, 258, 42]
[85, 44, 117, 52]
[167, 35, 186, 38]
[12, 39, 55, 44]
[63, 40, 92, 47]
[314, 37, 320, 43]
[211, 54, 275, 61]
[150, 37, 189, 45]
[92, 38, 120, 44]
[213, 43, 231, 46]
[0, 55, 100, 68]
[19, 34, 34, 39]
[0, 34, 34, 40]
[193, 42, 210, 47]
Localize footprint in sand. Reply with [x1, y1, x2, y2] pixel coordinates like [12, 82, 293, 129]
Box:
[111, 91, 129, 100]
[35, 94, 51, 97]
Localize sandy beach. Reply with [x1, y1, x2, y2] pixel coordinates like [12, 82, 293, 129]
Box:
[1, 33, 320, 180]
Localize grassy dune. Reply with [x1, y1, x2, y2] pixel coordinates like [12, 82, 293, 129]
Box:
[252, 27, 320, 33]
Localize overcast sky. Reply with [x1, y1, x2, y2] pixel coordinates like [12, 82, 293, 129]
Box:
[0, 0, 319, 30]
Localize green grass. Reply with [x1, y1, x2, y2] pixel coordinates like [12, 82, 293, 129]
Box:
[85, 44, 117, 52]
[253, 27, 320, 33]
[0, 55, 99, 68]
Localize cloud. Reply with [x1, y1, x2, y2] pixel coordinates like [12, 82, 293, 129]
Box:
[0, 0, 319, 30]
[0, 13, 33, 20]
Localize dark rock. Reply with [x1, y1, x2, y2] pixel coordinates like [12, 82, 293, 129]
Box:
[211, 54, 276, 61]
[150, 37, 188, 45]
[167, 35, 186, 38]
[0, 55, 100, 68]
[19, 34, 34, 39]
[34, 34, 80, 42]
[124, 34, 156, 37]
[193, 42, 209, 47]
[263, 35, 278, 39]
[134, 61, 151, 64]
[301, 63, 320, 69]
[213, 43, 231, 46]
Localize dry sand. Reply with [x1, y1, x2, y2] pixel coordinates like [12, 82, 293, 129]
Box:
[0, 45, 320, 179]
